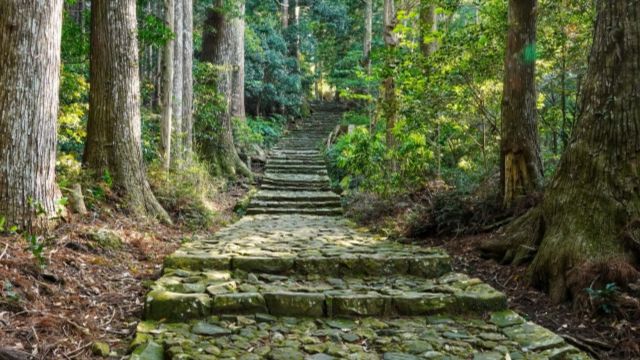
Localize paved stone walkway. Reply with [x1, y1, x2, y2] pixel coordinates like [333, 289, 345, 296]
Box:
[131, 108, 590, 359]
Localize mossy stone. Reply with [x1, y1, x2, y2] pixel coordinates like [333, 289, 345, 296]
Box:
[408, 255, 452, 277]
[130, 341, 164, 360]
[91, 341, 110, 357]
[232, 256, 295, 274]
[144, 290, 211, 321]
[327, 293, 389, 317]
[455, 284, 508, 312]
[164, 254, 230, 271]
[212, 293, 267, 314]
[489, 310, 525, 328]
[393, 293, 454, 315]
[264, 292, 325, 317]
[89, 229, 123, 250]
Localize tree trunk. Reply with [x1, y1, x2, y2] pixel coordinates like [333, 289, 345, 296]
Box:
[500, 0, 543, 208]
[364, 0, 373, 122]
[383, 0, 399, 171]
[282, 0, 289, 29]
[364, 0, 372, 72]
[0, 0, 63, 231]
[483, 0, 640, 303]
[201, 2, 252, 178]
[182, 0, 194, 157]
[419, 2, 437, 58]
[84, 0, 170, 223]
[171, 0, 184, 167]
[160, 0, 174, 170]
[231, 1, 246, 121]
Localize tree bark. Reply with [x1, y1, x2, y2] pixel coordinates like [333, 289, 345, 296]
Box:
[364, 0, 372, 72]
[84, 0, 170, 223]
[182, 0, 194, 157]
[383, 0, 399, 171]
[160, 0, 174, 170]
[0, 0, 63, 231]
[282, 0, 289, 29]
[171, 0, 184, 167]
[231, 1, 246, 121]
[483, 0, 640, 303]
[419, 2, 437, 58]
[201, 2, 252, 178]
[500, 0, 543, 208]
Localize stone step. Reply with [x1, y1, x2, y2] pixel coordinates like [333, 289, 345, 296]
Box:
[246, 207, 342, 216]
[134, 312, 591, 359]
[266, 164, 327, 171]
[253, 190, 341, 202]
[267, 159, 326, 166]
[144, 272, 506, 321]
[265, 168, 328, 175]
[260, 184, 332, 191]
[264, 173, 330, 183]
[249, 200, 342, 209]
[163, 251, 451, 279]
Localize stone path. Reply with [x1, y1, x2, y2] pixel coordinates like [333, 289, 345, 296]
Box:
[131, 108, 590, 359]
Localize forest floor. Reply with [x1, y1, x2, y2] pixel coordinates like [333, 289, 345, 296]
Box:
[0, 183, 248, 360]
[419, 234, 640, 360]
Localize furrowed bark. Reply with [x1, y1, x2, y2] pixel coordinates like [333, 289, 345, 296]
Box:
[483, 0, 640, 303]
[0, 0, 63, 231]
[500, 0, 543, 208]
[85, 0, 171, 223]
[201, 1, 252, 178]
[182, 0, 194, 157]
[160, 0, 174, 170]
[172, 0, 184, 167]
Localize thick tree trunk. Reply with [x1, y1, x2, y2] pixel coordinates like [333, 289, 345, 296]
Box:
[483, 0, 640, 303]
[201, 2, 252, 178]
[160, 0, 174, 170]
[182, 0, 194, 157]
[0, 0, 63, 231]
[85, 0, 170, 223]
[171, 0, 184, 167]
[383, 0, 399, 171]
[500, 0, 543, 208]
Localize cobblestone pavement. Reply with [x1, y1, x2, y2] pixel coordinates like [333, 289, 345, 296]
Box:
[131, 108, 591, 359]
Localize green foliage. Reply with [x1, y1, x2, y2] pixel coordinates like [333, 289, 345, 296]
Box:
[325, 0, 593, 201]
[25, 233, 46, 269]
[245, 2, 303, 117]
[194, 61, 226, 147]
[2, 280, 20, 303]
[139, 14, 174, 47]
[586, 283, 620, 315]
[148, 159, 223, 230]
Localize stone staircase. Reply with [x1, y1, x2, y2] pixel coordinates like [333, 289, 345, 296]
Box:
[247, 112, 342, 216]
[131, 107, 590, 360]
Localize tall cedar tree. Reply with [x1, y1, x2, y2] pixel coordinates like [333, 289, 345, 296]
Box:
[0, 1, 63, 230]
[500, 0, 544, 208]
[160, 0, 175, 170]
[182, 0, 195, 156]
[172, 0, 184, 166]
[483, 0, 640, 303]
[383, 0, 399, 171]
[200, 2, 252, 178]
[84, 0, 170, 223]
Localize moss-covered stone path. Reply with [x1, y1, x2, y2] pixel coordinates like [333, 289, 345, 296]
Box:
[131, 108, 590, 359]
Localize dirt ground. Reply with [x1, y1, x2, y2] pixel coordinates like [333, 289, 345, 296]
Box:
[0, 185, 245, 360]
[420, 234, 640, 360]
